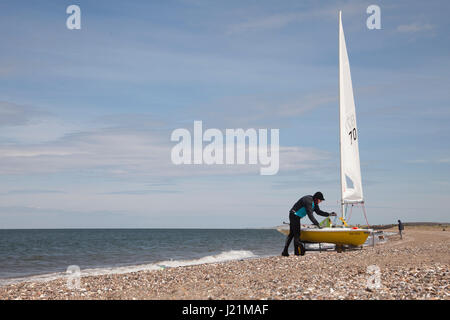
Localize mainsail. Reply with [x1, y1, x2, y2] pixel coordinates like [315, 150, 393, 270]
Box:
[339, 11, 364, 208]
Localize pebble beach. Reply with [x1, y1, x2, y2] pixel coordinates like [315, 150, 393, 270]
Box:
[0, 227, 448, 300]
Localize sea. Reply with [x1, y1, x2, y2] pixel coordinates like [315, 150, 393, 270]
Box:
[0, 228, 387, 286]
[0, 229, 286, 286]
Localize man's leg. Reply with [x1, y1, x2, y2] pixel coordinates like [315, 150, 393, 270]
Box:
[282, 214, 295, 256]
[292, 215, 301, 255]
[282, 232, 293, 256]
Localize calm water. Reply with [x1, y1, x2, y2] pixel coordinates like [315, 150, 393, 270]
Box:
[0, 229, 286, 284]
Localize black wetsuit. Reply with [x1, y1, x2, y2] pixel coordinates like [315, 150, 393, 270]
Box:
[282, 195, 332, 255]
[398, 220, 404, 239]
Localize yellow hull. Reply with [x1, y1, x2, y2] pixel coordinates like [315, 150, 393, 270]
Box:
[277, 228, 371, 246]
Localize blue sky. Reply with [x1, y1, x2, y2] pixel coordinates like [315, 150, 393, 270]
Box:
[0, 0, 449, 228]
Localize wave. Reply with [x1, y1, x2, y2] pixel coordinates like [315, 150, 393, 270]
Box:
[156, 250, 256, 268]
[0, 250, 257, 287]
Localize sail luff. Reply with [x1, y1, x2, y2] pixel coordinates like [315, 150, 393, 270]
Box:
[338, 11, 345, 219]
[339, 11, 364, 206]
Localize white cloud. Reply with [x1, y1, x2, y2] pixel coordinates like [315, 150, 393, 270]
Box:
[0, 101, 47, 126]
[185, 90, 337, 130]
[227, 13, 302, 34]
[405, 158, 450, 164]
[226, 3, 365, 35]
[396, 23, 435, 33]
[0, 121, 329, 178]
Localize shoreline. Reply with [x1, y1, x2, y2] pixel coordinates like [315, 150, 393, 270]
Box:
[0, 249, 260, 288]
[0, 227, 448, 300]
[0, 232, 383, 288]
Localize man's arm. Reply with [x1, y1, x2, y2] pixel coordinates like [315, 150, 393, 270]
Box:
[314, 204, 332, 217]
[305, 199, 321, 227]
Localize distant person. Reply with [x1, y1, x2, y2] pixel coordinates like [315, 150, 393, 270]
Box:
[398, 220, 404, 239]
[281, 192, 337, 256]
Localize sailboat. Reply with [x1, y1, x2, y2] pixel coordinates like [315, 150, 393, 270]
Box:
[277, 11, 372, 249]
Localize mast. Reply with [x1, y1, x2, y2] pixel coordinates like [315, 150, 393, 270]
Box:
[338, 10, 345, 221]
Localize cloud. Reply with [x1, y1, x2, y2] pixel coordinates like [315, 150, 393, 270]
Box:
[186, 90, 337, 129]
[0, 205, 134, 229]
[396, 23, 435, 33]
[227, 13, 302, 34]
[0, 121, 329, 177]
[226, 2, 365, 34]
[100, 190, 181, 195]
[405, 158, 450, 164]
[0, 189, 66, 195]
[0, 101, 88, 145]
[404, 159, 428, 164]
[0, 101, 47, 127]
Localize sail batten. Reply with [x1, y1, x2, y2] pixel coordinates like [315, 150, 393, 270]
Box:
[339, 11, 364, 206]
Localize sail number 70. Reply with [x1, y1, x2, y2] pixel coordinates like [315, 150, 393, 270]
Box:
[349, 128, 357, 144]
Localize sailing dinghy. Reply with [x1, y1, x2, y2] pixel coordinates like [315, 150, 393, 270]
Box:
[277, 11, 372, 249]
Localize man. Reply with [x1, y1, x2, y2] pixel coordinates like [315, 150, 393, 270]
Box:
[281, 192, 337, 256]
[398, 220, 404, 239]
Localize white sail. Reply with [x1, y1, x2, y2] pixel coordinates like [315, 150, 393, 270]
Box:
[339, 11, 363, 204]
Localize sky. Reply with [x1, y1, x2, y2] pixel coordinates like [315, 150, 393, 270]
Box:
[0, 0, 449, 228]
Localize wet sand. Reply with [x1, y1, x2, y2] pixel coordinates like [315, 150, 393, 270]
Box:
[0, 227, 448, 300]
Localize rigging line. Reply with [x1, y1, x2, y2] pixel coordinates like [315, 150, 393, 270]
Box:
[347, 204, 354, 222]
[343, 204, 349, 226]
[362, 203, 370, 228]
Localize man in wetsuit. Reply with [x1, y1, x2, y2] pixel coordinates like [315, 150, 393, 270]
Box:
[281, 192, 337, 256]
